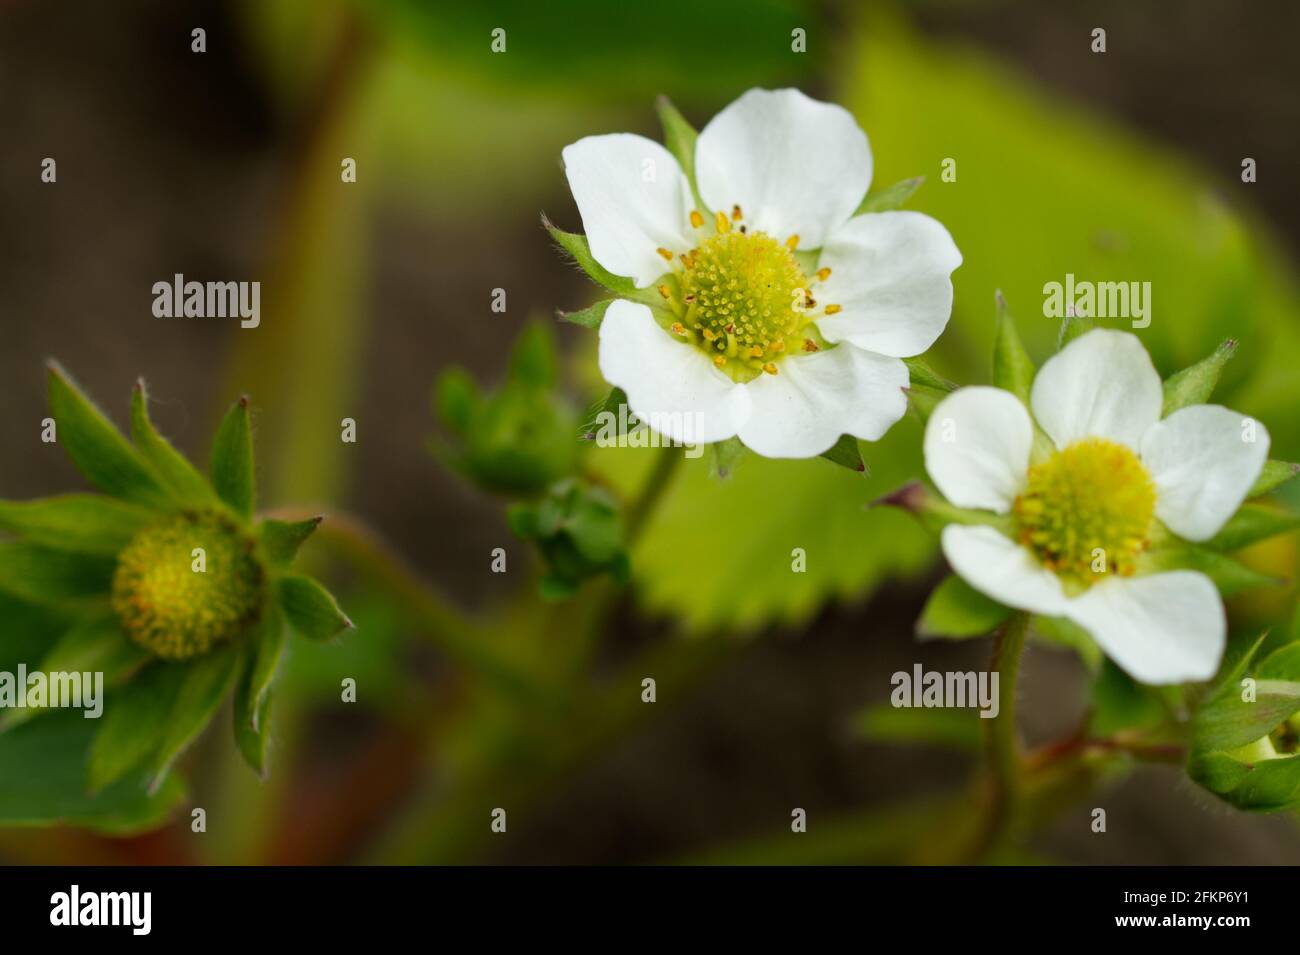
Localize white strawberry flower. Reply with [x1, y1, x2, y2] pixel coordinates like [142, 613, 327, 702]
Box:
[561, 88, 962, 458]
[923, 328, 1269, 684]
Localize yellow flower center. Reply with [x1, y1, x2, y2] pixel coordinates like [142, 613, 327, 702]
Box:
[1013, 437, 1155, 587]
[655, 209, 839, 382]
[111, 510, 264, 660]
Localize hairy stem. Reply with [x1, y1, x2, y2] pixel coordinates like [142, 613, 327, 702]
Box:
[968, 611, 1029, 861]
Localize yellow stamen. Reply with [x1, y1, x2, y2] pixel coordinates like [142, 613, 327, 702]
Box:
[823, 303, 842, 315]
[731, 204, 743, 220]
[657, 284, 672, 300]
[785, 234, 800, 250]
[802, 339, 819, 352]
[689, 209, 704, 229]
[713, 355, 727, 368]
[715, 211, 731, 234]
[816, 267, 832, 282]
[762, 362, 779, 375]
[656, 247, 674, 262]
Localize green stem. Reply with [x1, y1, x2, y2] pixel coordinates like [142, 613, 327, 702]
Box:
[969, 611, 1029, 861]
[625, 444, 685, 547]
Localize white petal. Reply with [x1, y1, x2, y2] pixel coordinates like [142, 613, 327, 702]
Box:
[597, 300, 750, 444]
[940, 525, 1067, 616]
[814, 212, 962, 358]
[562, 134, 694, 288]
[924, 387, 1032, 514]
[1140, 405, 1270, 542]
[1064, 572, 1225, 684]
[1030, 329, 1161, 451]
[734, 345, 906, 458]
[695, 88, 870, 249]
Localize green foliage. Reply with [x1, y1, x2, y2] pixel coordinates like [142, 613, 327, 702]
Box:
[819, 435, 866, 474]
[856, 175, 924, 215]
[509, 480, 629, 598]
[917, 574, 1010, 639]
[259, 516, 324, 566]
[434, 320, 582, 497]
[131, 380, 214, 505]
[543, 215, 640, 297]
[280, 575, 355, 641]
[1162, 339, 1237, 416]
[991, 292, 1035, 404]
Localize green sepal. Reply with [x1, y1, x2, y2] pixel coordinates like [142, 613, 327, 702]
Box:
[46, 362, 167, 508]
[88, 660, 189, 793]
[581, 387, 627, 440]
[1191, 636, 1300, 753]
[542, 214, 638, 295]
[557, 299, 613, 329]
[710, 436, 746, 480]
[1138, 544, 1279, 596]
[1055, 312, 1093, 349]
[0, 494, 152, 556]
[916, 574, 1010, 639]
[232, 606, 286, 776]
[1248, 460, 1300, 498]
[819, 435, 866, 474]
[0, 615, 146, 732]
[143, 646, 242, 793]
[1205, 504, 1300, 552]
[991, 291, 1035, 403]
[1161, 338, 1236, 416]
[901, 359, 955, 425]
[435, 368, 478, 437]
[855, 175, 924, 215]
[131, 380, 215, 506]
[655, 95, 707, 213]
[873, 481, 1010, 538]
[259, 516, 323, 567]
[279, 574, 353, 641]
[210, 397, 256, 520]
[509, 319, 558, 388]
[0, 542, 115, 605]
[234, 686, 273, 777]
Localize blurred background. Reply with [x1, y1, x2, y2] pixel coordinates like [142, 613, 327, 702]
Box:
[2, 0, 1299, 863]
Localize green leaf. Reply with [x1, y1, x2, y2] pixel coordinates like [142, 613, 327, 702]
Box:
[130, 379, 215, 505]
[0, 542, 114, 605]
[1162, 338, 1237, 416]
[557, 299, 612, 329]
[855, 175, 924, 214]
[853, 701, 981, 750]
[710, 437, 746, 480]
[0, 494, 151, 556]
[0, 615, 146, 731]
[991, 291, 1035, 403]
[1205, 504, 1300, 552]
[1249, 460, 1300, 498]
[917, 574, 1010, 639]
[280, 574, 353, 641]
[144, 646, 241, 792]
[88, 660, 188, 792]
[655, 95, 705, 211]
[819, 435, 866, 473]
[46, 362, 167, 507]
[0, 709, 184, 834]
[1192, 644, 1300, 754]
[259, 516, 323, 567]
[210, 397, 256, 519]
[542, 214, 638, 295]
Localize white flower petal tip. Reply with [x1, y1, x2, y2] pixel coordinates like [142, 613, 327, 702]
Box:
[735, 346, 907, 458]
[1031, 328, 1162, 450]
[695, 88, 871, 248]
[597, 301, 750, 444]
[1065, 572, 1226, 685]
[1141, 404, 1270, 542]
[816, 212, 962, 358]
[924, 387, 1033, 514]
[561, 134, 694, 288]
[940, 524, 1067, 617]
